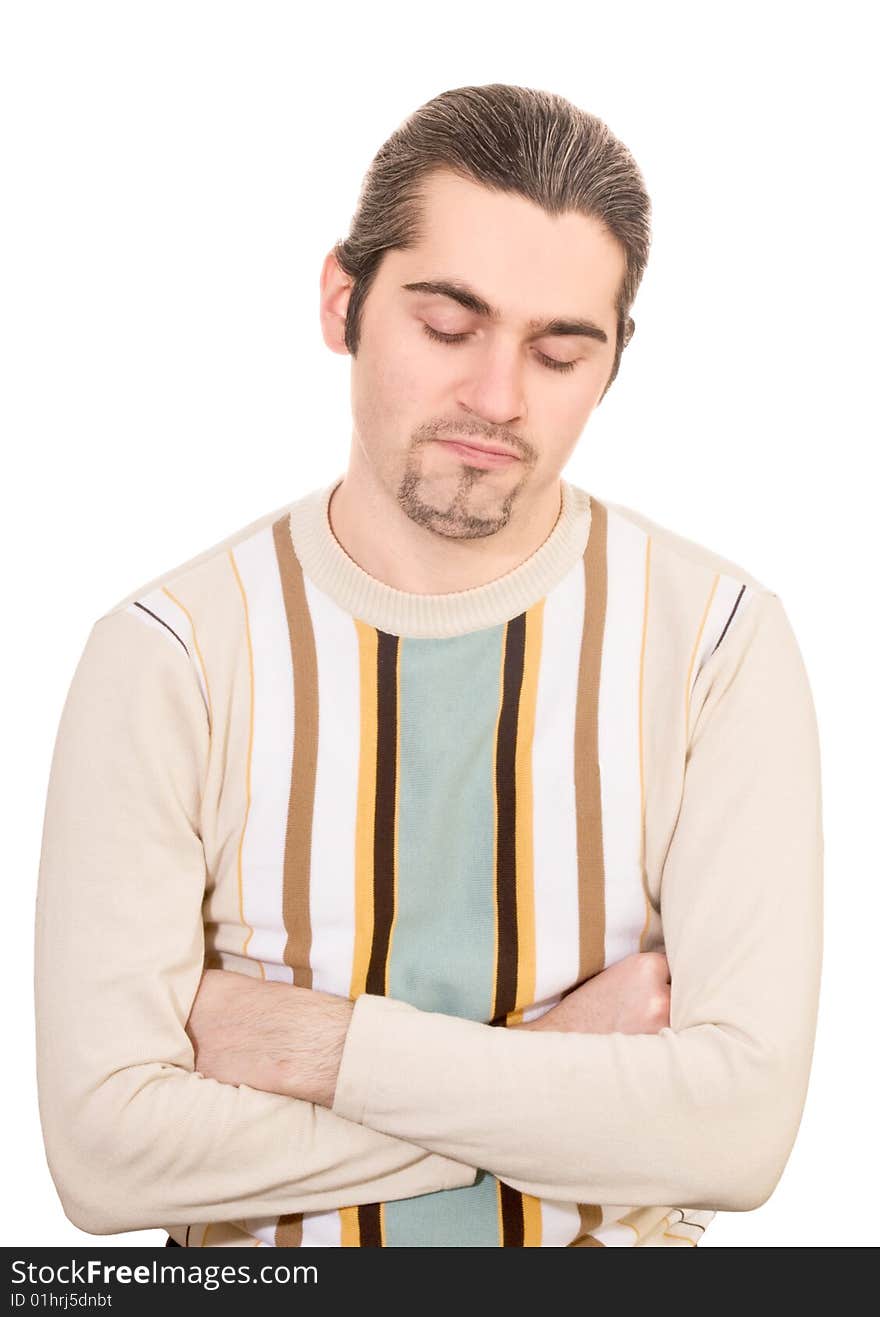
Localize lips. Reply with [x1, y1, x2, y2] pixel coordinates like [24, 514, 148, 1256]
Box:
[440, 438, 518, 458]
[436, 439, 520, 469]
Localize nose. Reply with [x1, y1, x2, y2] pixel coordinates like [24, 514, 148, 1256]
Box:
[456, 339, 526, 429]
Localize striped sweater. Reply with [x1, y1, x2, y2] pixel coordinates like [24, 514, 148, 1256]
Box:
[34, 474, 823, 1248]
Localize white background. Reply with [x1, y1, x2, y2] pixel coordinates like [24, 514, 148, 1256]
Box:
[2, 0, 876, 1248]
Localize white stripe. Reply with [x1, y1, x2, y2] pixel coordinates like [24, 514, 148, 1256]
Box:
[241, 1206, 343, 1246]
[530, 559, 586, 1009]
[230, 531, 295, 982]
[600, 511, 651, 968]
[302, 578, 360, 997]
[300, 1208, 343, 1246]
[588, 1220, 640, 1246]
[241, 1217, 280, 1247]
[538, 1198, 582, 1246]
[294, 580, 370, 1244]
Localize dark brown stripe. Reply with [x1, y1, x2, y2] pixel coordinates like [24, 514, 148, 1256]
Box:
[272, 515, 318, 988]
[493, 612, 527, 1022]
[674, 1210, 706, 1234]
[711, 583, 746, 654]
[357, 1203, 383, 1247]
[574, 498, 608, 983]
[365, 630, 399, 997]
[499, 1179, 525, 1246]
[133, 600, 189, 656]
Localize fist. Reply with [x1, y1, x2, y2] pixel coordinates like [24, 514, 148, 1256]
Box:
[515, 951, 671, 1035]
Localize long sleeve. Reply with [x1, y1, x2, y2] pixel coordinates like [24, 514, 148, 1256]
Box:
[331, 590, 824, 1213]
[34, 610, 476, 1238]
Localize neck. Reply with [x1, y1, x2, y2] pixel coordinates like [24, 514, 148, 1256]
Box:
[327, 460, 565, 596]
[287, 472, 592, 640]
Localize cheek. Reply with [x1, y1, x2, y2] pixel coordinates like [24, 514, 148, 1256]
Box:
[380, 334, 455, 407]
[573, 356, 613, 409]
[353, 337, 440, 435]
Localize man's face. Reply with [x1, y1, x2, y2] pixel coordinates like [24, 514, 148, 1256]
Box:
[322, 168, 626, 540]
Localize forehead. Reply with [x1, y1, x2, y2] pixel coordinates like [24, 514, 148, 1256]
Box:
[403, 168, 626, 325]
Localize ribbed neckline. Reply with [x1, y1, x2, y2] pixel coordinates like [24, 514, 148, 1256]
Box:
[287, 474, 591, 639]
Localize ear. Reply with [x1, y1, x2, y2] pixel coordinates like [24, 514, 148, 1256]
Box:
[319, 249, 354, 356]
[623, 316, 635, 347]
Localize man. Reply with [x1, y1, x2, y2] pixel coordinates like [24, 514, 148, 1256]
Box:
[35, 83, 823, 1249]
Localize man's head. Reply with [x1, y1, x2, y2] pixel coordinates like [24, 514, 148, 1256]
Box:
[320, 83, 651, 543]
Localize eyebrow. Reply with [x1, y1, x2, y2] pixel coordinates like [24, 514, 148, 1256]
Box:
[401, 278, 609, 344]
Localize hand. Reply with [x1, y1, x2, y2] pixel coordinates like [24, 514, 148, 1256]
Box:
[185, 969, 353, 1107]
[513, 951, 671, 1035]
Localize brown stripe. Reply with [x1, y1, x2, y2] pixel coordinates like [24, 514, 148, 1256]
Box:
[570, 1201, 605, 1246]
[569, 504, 609, 1245]
[357, 1202, 383, 1247]
[272, 516, 318, 988]
[577, 1202, 602, 1234]
[499, 1178, 525, 1246]
[574, 497, 608, 983]
[493, 612, 527, 1022]
[275, 1213, 304, 1247]
[365, 630, 399, 996]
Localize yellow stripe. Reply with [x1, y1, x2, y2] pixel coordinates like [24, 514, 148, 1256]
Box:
[350, 620, 378, 998]
[161, 584, 214, 733]
[617, 1207, 647, 1242]
[662, 1228, 698, 1245]
[521, 1192, 543, 1246]
[227, 549, 261, 975]
[338, 1207, 360, 1246]
[507, 600, 544, 1021]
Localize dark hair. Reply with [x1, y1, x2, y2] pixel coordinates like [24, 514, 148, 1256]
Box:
[332, 83, 652, 398]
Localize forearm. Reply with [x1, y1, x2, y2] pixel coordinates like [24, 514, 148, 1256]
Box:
[36, 918, 476, 1235]
[271, 981, 775, 1211]
[328, 993, 812, 1211]
[322, 593, 823, 1213]
[186, 971, 355, 1110]
[35, 612, 476, 1237]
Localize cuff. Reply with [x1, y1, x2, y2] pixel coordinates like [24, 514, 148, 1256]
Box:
[332, 993, 423, 1125]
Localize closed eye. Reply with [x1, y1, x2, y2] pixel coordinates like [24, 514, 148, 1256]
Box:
[422, 323, 579, 374]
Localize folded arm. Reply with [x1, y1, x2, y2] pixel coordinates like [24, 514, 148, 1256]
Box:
[34, 610, 476, 1238]
[310, 592, 822, 1214]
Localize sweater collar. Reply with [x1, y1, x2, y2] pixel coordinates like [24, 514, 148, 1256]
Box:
[287, 473, 591, 639]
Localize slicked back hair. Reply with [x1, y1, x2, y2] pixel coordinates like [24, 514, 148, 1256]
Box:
[332, 83, 652, 399]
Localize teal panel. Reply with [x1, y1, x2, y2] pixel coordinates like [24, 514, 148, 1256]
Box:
[389, 628, 505, 1021]
[383, 1169, 501, 1247]
[384, 628, 506, 1246]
